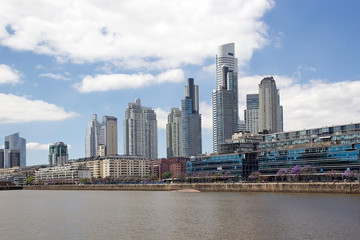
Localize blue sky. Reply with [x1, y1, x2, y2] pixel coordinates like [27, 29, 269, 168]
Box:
[1, 0, 360, 166]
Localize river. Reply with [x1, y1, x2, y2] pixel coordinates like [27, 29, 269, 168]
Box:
[0, 190, 359, 240]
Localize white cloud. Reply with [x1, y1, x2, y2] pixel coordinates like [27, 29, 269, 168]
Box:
[238, 75, 360, 131]
[0, 93, 79, 124]
[155, 108, 168, 130]
[0, 64, 20, 84]
[74, 69, 184, 93]
[27, 142, 50, 151]
[39, 73, 70, 81]
[0, 0, 274, 70]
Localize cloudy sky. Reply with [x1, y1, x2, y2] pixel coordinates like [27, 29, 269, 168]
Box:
[1, 0, 360, 166]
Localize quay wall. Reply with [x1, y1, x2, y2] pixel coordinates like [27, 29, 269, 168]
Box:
[23, 182, 360, 194]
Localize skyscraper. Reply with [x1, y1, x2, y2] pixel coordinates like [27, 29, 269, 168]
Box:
[85, 114, 101, 158]
[0, 149, 4, 168]
[85, 114, 117, 157]
[124, 98, 157, 159]
[4, 133, 26, 168]
[212, 43, 238, 152]
[101, 116, 118, 156]
[181, 78, 202, 157]
[166, 108, 182, 158]
[258, 77, 283, 133]
[244, 94, 259, 134]
[49, 142, 68, 166]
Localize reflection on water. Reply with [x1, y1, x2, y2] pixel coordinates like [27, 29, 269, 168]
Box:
[1, 190, 360, 240]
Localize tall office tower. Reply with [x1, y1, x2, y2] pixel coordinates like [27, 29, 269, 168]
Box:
[124, 98, 158, 159]
[85, 114, 101, 157]
[166, 108, 182, 158]
[0, 149, 3, 168]
[277, 91, 284, 132]
[259, 77, 283, 133]
[181, 78, 202, 157]
[101, 116, 118, 156]
[244, 94, 260, 134]
[4, 133, 26, 168]
[212, 43, 238, 152]
[49, 142, 68, 166]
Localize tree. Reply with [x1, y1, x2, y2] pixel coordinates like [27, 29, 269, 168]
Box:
[342, 170, 358, 182]
[248, 171, 261, 182]
[25, 176, 34, 185]
[325, 170, 341, 181]
[162, 171, 172, 179]
[290, 165, 302, 181]
[276, 168, 290, 181]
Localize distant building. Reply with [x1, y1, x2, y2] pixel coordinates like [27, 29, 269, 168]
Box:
[124, 98, 157, 159]
[101, 116, 118, 156]
[166, 108, 182, 158]
[73, 155, 149, 178]
[181, 78, 202, 157]
[4, 133, 26, 168]
[244, 94, 259, 134]
[34, 164, 91, 184]
[0, 149, 4, 168]
[212, 43, 238, 152]
[258, 77, 283, 133]
[85, 114, 117, 157]
[150, 157, 189, 180]
[85, 114, 101, 158]
[49, 142, 68, 166]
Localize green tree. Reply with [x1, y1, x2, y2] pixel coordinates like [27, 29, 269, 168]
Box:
[162, 171, 172, 179]
[25, 176, 34, 185]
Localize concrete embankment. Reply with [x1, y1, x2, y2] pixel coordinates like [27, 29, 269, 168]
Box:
[23, 182, 360, 194]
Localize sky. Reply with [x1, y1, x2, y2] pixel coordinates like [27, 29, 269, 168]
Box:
[1, 0, 360, 166]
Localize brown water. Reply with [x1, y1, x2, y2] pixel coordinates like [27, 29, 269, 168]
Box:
[0, 190, 359, 240]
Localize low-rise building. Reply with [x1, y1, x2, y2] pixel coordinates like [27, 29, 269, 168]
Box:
[34, 164, 91, 184]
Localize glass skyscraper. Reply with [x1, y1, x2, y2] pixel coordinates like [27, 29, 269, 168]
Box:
[4, 133, 26, 168]
[181, 78, 202, 157]
[49, 142, 68, 166]
[166, 108, 182, 158]
[212, 43, 238, 152]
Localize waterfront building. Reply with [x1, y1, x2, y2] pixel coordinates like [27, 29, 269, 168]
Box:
[49, 142, 68, 166]
[186, 152, 258, 180]
[150, 157, 189, 179]
[85, 114, 101, 158]
[166, 108, 182, 158]
[238, 120, 246, 132]
[34, 164, 91, 184]
[258, 77, 283, 133]
[181, 78, 202, 157]
[244, 94, 259, 134]
[212, 43, 238, 152]
[124, 98, 157, 159]
[4, 133, 26, 168]
[0, 149, 4, 168]
[73, 155, 150, 179]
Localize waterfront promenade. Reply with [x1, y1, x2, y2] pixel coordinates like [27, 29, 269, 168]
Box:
[23, 182, 360, 194]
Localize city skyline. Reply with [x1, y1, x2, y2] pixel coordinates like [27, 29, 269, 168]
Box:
[1, 0, 360, 166]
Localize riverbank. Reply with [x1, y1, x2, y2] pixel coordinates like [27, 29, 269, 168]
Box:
[23, 182, 360, 194]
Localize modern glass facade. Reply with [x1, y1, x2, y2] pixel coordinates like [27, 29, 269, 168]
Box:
[4, 133, 26, 168]
[212, 43, 239, 153]
[49, 142, 69, 166]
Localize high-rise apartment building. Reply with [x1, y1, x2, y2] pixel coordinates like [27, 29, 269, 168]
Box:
[124, 98, 157, 159]
[181, 78, 202, 157]
[244, 94, 259, 134]
[0, 149, 4, 168]
[85, 114, 117, 157]
[212, 43, 239, 152]
[101, 116, 118, 156]
[166, 108, 182, 158]
[258, 77, 283, 133]
[4, 133, 26, 168]
[49, 142, 68, 166]
[85, 114, 101, 158]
